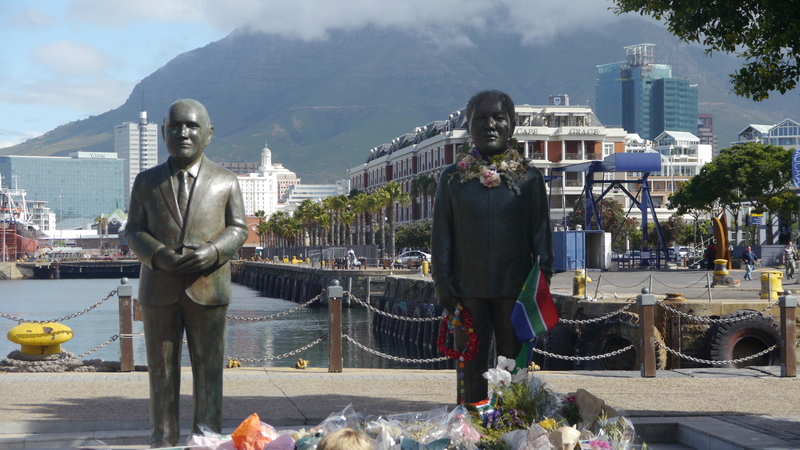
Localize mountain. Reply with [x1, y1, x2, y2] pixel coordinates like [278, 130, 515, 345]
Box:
[3, 17, 798, 183]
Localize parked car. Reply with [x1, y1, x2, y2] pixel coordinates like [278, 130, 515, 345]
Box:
[394, 250, 431, 267]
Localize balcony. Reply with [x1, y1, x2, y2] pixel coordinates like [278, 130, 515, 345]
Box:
[565, 180, 582, 187]
[529, 152, 545, 160]
[565, 153, 582, 160]
[585, 153, 602, 160]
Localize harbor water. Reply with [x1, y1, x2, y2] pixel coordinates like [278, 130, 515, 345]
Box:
[0, 278, 446, 370]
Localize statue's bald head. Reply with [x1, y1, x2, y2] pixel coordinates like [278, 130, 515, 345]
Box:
[162, 99, 214, 169]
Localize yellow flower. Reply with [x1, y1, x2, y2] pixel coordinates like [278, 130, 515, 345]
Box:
[538, 418, 558, 431]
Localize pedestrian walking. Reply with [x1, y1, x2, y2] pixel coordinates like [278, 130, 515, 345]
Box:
[741, 246, 759, 281]
[704, 243, 716, 270]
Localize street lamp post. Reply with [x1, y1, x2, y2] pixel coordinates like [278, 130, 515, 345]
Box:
[59, 196, 63, 244]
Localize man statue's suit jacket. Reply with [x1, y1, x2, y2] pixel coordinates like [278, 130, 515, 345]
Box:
[125, 155, 248, 305]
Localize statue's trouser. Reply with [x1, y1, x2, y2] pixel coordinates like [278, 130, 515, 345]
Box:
[454, 297, 520, 404]
[142, 294, 228, 447]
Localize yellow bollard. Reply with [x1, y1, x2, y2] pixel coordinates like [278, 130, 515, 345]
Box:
[7, 322, 73, 355]
[421, 260, 429, 276]
[760, 270, 784, 300]
[572, 269, 592, 297]
[713, 259, 732, 286]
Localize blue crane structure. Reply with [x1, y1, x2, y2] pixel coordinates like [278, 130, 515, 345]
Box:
[550, 152, 671, 268]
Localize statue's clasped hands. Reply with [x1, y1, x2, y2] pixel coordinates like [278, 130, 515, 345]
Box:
[154, 243, 217, 273]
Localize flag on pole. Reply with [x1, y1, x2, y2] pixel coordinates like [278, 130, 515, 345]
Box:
[511, 260, 559, 368]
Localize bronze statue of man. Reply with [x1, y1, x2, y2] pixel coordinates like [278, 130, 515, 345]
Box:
[431, 90, 553, 404]
[124, 99, 248, 448]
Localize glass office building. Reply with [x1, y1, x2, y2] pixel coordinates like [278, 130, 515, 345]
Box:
[0, 153, 125, 229]
[596, 44, 698, 140]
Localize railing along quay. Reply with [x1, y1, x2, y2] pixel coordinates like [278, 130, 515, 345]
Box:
[2, 275, 798, 376]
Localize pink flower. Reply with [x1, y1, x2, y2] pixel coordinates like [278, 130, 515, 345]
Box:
[457, 160, 468, 170]
[480, 170, 501, 188]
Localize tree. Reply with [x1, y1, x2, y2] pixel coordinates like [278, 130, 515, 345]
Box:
[567, 195, 636, 247]
[380, 182, 411, 258]
[254, 210, 266, 247]
[94, 216, 109, 253]
[369, 189, 390, 255]
[395, 220, 432, 251]
[612, 0, 800, 100]
[668, 142, 796, 244]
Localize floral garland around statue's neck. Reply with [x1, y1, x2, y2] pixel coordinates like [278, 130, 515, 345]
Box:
[450, 138, 535, 195]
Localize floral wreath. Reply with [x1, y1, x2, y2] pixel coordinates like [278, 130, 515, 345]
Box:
[437, 304, 479, 361]
[449, 138, 534, 195]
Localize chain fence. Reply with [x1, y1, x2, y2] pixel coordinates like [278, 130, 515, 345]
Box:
[0, 289, 118, 323]
[557, 303, 634, 325]
[656, 300, 780, 324]
[224, 335, 329, 363]
[530, 342, 640, 362]
[346, 292, 445, 322]
[343, 334, 450, 363]
[655, 341, 779, 366]
[227, 293, 323, 321]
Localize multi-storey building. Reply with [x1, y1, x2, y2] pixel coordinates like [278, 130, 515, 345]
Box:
[647, 131, 713, 208]
[733, 124, 773, 145]
[348, 100, 630, 225]
[26, 200, 56, 233]
[596, 44, 698, 141]
[281, 181, 349, 204]
[114, 110, 158, 206]
[697, 114, 718, 156]
[238, 143, 281, 217]
[732, 119, 800, 150]
[767, 118, 800, 149]
[0, 153, 125, 229]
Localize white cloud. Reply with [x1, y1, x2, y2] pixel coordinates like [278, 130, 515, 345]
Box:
[8, 7, 58, 29]
[30, 40, 113, 78]
[64, 0, 621, 42]
[0, 78, 132, 113]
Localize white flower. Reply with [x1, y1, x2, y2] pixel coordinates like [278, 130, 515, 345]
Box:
[499, 161, 509, 171]
[496, 355, 516, 372]
[483, 367, 512, 387]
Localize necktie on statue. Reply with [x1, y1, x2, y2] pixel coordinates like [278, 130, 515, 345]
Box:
[177, 170, 189, 220]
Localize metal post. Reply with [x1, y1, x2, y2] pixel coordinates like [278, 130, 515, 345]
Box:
[779, 290, 797, 377]
[637, 288, 656, 377]
[649, 274, 653, 296]
[118, 277, 134, 372]
[328, 279, 344, 373]
[366, 276, 372, 305]
[347, 277, 352, 307]
[593, 273, 601, 301]
[707, 273, 713, 302]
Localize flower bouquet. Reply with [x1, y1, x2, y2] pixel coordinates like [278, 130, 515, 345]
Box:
[464, 356, 648, 450]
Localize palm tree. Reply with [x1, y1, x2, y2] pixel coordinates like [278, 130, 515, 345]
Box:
[254, 210, 267, 247]
[340, 210, 356, 245]
[350, 193, 369, 245]
[321, 197, 337, 245]
[370, 189, 390, 256]
[94, 216, 109, 254]
[331, 195, 349, 245]
[256, 221, 270, 249]
[294, 200, 315, 245]
[381, 182, 410, 258]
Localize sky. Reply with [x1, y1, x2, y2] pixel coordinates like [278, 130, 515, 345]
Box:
[0, 0, 627, 149]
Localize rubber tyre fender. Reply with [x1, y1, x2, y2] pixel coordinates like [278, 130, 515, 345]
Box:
[705, 309, 781, 368]
[574, 312, 667, 371]
[541, 325, 576, 371]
